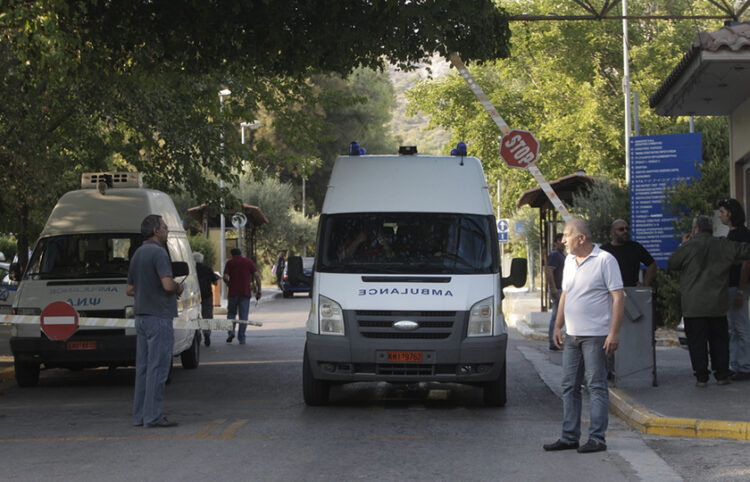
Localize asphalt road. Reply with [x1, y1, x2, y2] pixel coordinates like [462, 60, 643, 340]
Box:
[0, 293, 746, 481]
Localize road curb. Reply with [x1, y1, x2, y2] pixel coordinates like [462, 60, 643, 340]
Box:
[609, 387, 750, 441]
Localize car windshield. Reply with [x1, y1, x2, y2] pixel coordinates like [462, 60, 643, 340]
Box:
[317, 213, 497, 274]
[25, 234, 142, 280]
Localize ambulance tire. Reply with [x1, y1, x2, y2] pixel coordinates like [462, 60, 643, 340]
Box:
[483, 360, 507, 407]
[303, 344, 329, 406]
[180, 330, 200, 369]
[15, 358, 40, 387]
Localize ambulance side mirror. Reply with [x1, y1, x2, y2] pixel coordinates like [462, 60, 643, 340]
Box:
[502, 257, 527, 289]
[172, 261, 189, 278]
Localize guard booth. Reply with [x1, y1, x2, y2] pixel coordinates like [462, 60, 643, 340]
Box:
[614, 287, 657, 388]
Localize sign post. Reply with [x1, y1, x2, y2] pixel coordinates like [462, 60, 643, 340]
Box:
[448, 52, 572, 222]
[40, 301, 79, 341]
[232, 212, 248, 252]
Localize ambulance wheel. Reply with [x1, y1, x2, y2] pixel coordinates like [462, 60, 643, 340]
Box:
[14, 358, 40, 387]
[303, 344, 329, 406]
[483, 361, 507, 407]
[180, 330, 200, 369]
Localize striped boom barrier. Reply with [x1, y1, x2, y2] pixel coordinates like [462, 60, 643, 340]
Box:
[448, 52, 573, 222]
[1, 314, 261, 331]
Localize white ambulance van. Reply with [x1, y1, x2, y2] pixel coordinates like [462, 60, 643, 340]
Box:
[10, 172, 202, 386]
[301, 144, 526, 406]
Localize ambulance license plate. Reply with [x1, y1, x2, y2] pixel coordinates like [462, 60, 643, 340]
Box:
[387, 351, 423, 363]
[67, 340, 97, 350]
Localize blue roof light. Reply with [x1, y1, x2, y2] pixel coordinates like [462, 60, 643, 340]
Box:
[349, 141, 361, 156]
[451, 142, 467, 157]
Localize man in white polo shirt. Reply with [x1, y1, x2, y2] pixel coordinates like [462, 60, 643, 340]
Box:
[543, 218, 624, 454]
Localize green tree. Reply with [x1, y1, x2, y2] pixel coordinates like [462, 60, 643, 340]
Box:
[405, 0, 731, 217]
[1, 0, 511, 269]
[236, 176, 318, 267]
[570, 178, 630, 244]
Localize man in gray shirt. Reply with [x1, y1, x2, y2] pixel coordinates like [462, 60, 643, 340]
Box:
[127, 215, 183, 427]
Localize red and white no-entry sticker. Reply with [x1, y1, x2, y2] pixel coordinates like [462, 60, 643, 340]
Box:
[41, 301, 79, 341]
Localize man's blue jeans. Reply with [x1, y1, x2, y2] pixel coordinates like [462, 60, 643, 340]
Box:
[227, 296, 250, 342]
[727, 287, 750, 373]
[560, 335, 609, 444]
[133, 316, 174, 426]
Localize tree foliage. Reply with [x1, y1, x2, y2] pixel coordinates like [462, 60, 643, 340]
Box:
[1, 0, 511, 269]
[405, 0, 731, 216]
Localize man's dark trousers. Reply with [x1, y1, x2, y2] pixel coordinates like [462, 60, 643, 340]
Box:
[684, 316, 731, 382]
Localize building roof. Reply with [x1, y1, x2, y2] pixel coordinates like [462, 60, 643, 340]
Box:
[516, 171, 594, 210]
[650, 21, 750, 116]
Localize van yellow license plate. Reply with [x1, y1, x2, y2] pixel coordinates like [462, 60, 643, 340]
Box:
[67, 340, 96, 350]
[387, 351, 423, 363]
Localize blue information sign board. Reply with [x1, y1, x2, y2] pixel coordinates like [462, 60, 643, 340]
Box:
[630, 133, 702, 268]
[497, 219, 509, 244]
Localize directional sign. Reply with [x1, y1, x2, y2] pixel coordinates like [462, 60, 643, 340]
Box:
[40, 301, 78, 341]
[231, 212, 247, 228]
[497, 218, 509, 244]
[500, 129, 539, 169]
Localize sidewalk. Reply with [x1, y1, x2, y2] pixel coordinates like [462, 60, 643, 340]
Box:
[505, 288, 750, 441]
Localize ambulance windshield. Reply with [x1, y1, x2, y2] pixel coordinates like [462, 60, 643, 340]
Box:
[24, 234, 142, 280]
[317, 213, 497, 274]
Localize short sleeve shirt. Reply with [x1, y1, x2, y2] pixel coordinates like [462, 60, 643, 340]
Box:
[547, 249, 565, 289]
[127, 241, 177, 318]
[224, 256, 258, 298]
[600, 240, 654, 287]
[562, 245, 623, 336]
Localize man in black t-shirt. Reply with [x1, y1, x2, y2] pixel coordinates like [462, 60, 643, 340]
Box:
[601, 219, 656, 287]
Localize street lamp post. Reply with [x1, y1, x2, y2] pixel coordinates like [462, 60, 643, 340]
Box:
[218, 88, 231, 301]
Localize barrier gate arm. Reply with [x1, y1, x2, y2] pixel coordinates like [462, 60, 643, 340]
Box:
[448, 52, 573, 222]
[1, 314, 262, 330]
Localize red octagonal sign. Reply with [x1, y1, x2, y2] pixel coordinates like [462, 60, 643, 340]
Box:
[41, 301, 79, 341]
[500, 129, 539, 169]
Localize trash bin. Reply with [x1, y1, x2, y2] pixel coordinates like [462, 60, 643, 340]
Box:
[613, 287, 656, 388]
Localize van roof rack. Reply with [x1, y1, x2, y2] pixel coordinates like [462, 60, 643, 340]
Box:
[81, 172, 142, 190]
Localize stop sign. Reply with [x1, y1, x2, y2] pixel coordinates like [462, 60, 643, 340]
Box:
[500, 129, 539, 169]
[41, 301, 79, 341]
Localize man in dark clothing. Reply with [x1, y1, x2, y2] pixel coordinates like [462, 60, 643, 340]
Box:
[127, 215, 183, 428]
[718, 198, 750, 380]
[546, 233, 565, 350]
[224, 248, 262, 345]
[668, 215, 750, 386]
[601, 219, 656, 287]
[194, 252, 220, 347]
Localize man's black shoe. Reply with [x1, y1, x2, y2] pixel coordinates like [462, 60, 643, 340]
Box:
[146, 418, 178, 428]
[226, 333, 234, 343]
[204, 336, 211, 347]
[731, 371, 750, 381]
[577, 439, 606, 453]
[548, 346, 560, 351]
[543, 439, 579, 451]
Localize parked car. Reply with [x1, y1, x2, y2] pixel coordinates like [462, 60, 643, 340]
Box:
[281, 257, 313, 298]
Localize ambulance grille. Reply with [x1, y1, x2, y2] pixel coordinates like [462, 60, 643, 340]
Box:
[354, 310, 459, 339]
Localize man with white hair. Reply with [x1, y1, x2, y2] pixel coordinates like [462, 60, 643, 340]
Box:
[668, 215, 750, 387]
[544, 218, 624, 454]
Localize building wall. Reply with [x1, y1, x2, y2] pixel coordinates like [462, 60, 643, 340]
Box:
[730, 97, 750, 210]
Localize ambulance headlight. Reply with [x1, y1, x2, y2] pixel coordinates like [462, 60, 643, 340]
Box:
[319, 295, 344, 336]
[467, 296, 493, 337]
